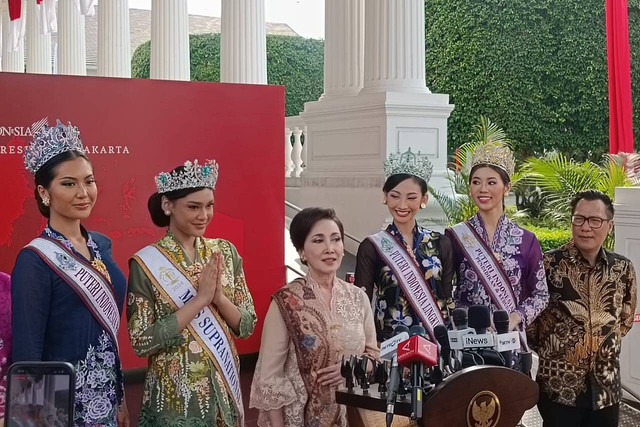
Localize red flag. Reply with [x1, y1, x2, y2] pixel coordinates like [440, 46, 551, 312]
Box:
[8, 0, 21, 20]
[606, 0, 635, 154]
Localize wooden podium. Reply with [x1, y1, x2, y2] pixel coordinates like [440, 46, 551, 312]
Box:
[336, 366, 538, 427]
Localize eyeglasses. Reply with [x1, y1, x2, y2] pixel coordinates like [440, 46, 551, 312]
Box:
[571, 215, 610, 229]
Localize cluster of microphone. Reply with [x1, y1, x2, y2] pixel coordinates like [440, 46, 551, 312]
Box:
[445, 305, 521, 371]
[340, 305, 524, 427]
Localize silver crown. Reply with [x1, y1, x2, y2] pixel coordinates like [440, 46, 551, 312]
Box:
[155, 159, 219, 194]
[24, 119, 85, 174]
[384, 148, 433, 183]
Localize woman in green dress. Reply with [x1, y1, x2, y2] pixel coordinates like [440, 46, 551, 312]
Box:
[127, 159, 256, 427]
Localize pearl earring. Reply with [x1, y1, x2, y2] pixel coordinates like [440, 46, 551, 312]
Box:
[164, 210, 170, 216]
[42, 197, 50, 206]
[420, 202, 427, 209]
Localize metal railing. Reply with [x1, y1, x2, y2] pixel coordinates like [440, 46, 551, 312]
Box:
[285, 200, 362, 245]
[622, 382, 640, 404]
[285, 264, 305, 278]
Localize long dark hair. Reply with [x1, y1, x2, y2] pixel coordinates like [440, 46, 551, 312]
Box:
[34, 150, 92, 218]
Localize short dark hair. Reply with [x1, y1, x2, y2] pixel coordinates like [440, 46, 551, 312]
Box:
[34, 150, 92, 218]
[469, 164, 510, 185]
[289, 208, 344, 264]
[383, 174, 428, 196]
[570, 190, 614, 219]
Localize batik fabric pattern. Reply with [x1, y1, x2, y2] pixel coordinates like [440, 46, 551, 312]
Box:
[528, 241, 637, 409]
[250, 276, 378, 427]
[355, 222, 455, 342]
[11, 225, 126, 426]
[451, 214, 549, 329]
[127, 231, 256, 427]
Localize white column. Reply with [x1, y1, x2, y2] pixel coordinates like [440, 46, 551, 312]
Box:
[150, 0, 189, 81]
[615, 187, 640, 399]
[220, 0, 267, 84]
[321, 0, 364, 98]
[26, 0, 51, 74]
[98, 0, 130, 77]
[58, 0, 86, 75]
[361, 0, 429, 93]
[1, 2, 25, 73]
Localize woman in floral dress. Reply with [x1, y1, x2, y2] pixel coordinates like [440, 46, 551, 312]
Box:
[11, 120, 129, 426]
[127, 159, 256, 427]
[355, 148, 455, 342]
[446, 142, 548, 367]
[250, 208, 378, 426]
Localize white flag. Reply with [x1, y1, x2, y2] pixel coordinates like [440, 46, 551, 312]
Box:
[39, 0, 57, 34]
[73, 0, 95, 15]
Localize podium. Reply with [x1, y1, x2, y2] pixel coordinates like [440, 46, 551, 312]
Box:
[336, 366, 538, 427]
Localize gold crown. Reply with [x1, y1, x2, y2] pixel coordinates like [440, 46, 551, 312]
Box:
[470, 142, 515, 178]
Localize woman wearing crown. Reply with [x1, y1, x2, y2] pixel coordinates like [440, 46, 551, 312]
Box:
[127, 160, 256, 427]
[445, 142, 548, 368]
[355, 148, 455, 343]
[11, 120, 129, 426]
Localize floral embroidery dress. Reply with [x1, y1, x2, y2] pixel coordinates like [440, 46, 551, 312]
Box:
[355, 222, 455, 342]
[449, 214, 549, 332]
[249, 276, 379, 427]
[11, 225, 126, 426]
[127, 231, 256, 427]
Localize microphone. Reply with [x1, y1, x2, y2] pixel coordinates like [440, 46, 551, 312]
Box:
[452, 307, 468, 329]
[433, 324, 451, 373]
[468, 305, 491, 334]
[492, 310, 522, 369]
[397, 324, 439, 421]
[384, 325, 410, 427]
[448, 308, 474, 353]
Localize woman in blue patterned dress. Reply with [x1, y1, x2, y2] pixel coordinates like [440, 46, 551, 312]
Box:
[355, 149, 455, 342]
[11, 120, 129, 426]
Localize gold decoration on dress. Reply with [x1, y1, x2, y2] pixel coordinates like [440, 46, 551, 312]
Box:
[466, 390, 501, 427]
[91, 259, 111, 282]
[470, 141, 515, 179]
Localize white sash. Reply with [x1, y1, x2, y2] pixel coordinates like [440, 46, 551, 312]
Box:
[134, 245, 245, 423]
[26, 237, 120, 347]
[449, 222, 528, 350]
[368, 231, 445, 340]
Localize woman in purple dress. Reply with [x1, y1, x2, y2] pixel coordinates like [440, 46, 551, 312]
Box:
[0, 272, 10, 427]
[446, 142, 548, 368]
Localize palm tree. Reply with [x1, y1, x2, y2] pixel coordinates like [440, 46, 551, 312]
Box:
[520, 152, 633, 224]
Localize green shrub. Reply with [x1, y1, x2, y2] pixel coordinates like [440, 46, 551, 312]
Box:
[425, 0, 640, 158]
[131, 33, 324, 117]
[522, 225, 572, 253]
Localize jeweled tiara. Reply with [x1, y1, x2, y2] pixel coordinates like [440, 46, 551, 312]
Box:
[470, 141, 515, 178]
[155, 159, 219, 194]
[24, 119, 85, 175]
[384, 147, 433, 184]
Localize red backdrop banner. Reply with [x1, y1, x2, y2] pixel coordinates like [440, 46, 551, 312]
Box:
[606, 0, 635, 153]
[0, 73, 285, 369]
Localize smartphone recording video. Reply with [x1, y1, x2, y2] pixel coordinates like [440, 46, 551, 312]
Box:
[5, 362, 75, 427]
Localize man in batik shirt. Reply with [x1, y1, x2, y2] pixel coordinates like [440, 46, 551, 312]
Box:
[528, 190, 637, 427]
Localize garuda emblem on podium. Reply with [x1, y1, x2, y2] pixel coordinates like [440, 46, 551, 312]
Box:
[466, 390, 501, 427]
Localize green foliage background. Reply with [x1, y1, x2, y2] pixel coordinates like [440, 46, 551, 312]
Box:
[425, 0, 640, 159]
[131, 33, 324, 117]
